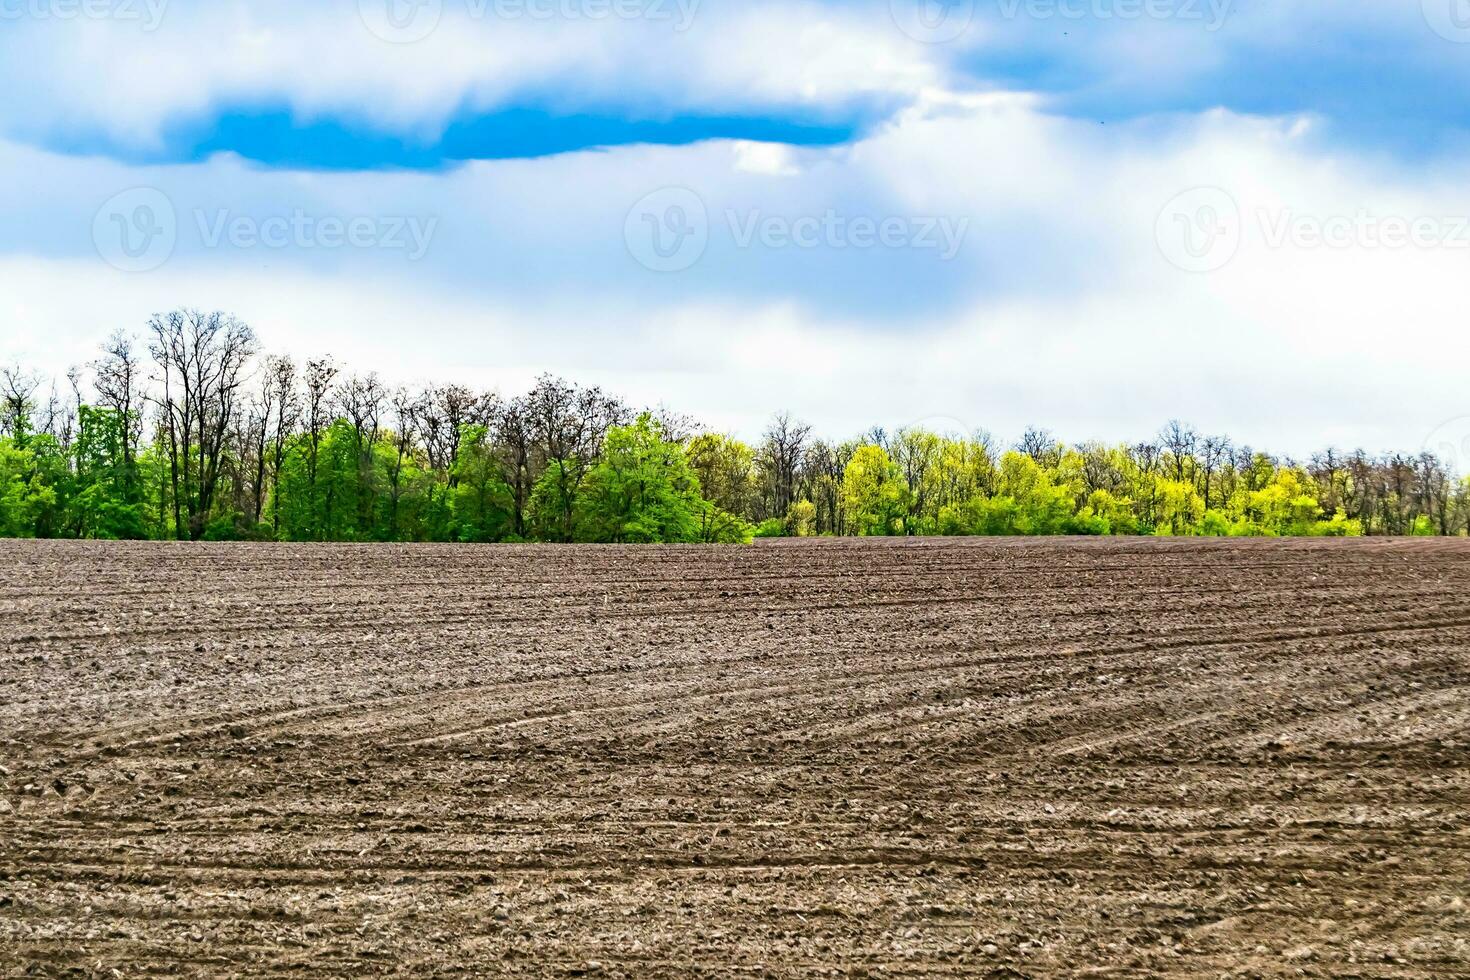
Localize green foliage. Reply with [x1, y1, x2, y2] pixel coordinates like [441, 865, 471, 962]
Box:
[0, 439, 55, 537]
[0, 349, 1404, 546]
[274, 432, 329, 541]
[752, 518, 788, 539]
[687, 433, 759, 522]
[449, 425, 513, 543]
[1152, 479, 1205, 536]
[697, 504, 755, 544]
[787, 499, 817, 537]
[202, 510, 251, 541]
[69, 407, 145, 539]
[1086, 490, 1137, 535]
[14, 436, 68, 538]
[1316, 511, 1364, 537]
[529, 462, 580, 542]
[574, 414, 706, 543]
[1244, 470, 1322, 536]
[1199, 510, 1233, 537]
[938, 453, 1084, 535]
[842, 445, 909, 536]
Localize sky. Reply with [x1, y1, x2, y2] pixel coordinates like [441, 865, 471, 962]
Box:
[2, 0, 1469, 459]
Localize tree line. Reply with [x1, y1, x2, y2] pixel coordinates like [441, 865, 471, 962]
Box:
[2, 310, 1466, 543]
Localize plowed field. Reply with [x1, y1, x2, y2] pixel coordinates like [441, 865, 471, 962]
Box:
[1, 538, 1467, 976]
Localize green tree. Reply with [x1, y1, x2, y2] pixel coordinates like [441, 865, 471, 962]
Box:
[842, 444, 909, 536]
[0, 440, 55, 537]
[787, 499, 817, 537]
[450, 425, 513, 542]
[69, 406, 145, 539]
[574, 414, 706, 543]
[1153, 478, 1205, 535]
[687, 433, 759, 522]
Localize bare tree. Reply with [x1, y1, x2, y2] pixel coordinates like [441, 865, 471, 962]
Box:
[1160, 420, 1198, 484]
[1017, 426, 1060, 467]
[1343, 450, 1376, 527]
[1198, 435, 1231, 512]
[417, 384, 493, 478]
[262, 356, 300, 532]
[301, 356, 339, 491]
[524, 375, 626, 541]
[892, 428, 941, 534]
[148, 310, 258, 539]
[1308, 447, 1347, 519]
[802, 440, 848, 536]
[648, 404, 698, 444]
[1080, 441, 1125, 497]
[228, 393, 266, 522]
[760, 412, 812, 520]
[495, 395, 537, 538]
[1416, 452, 1451, 535]
[337, 373, 387, 451]
[1131, 441, 1162, 530]
[92, 331, 147, 473]
[0, 365, 42, 442]
[337, 373, 390, 531]
[232, 356, 298, 527]
[49, 366, 84, 452]
[385, 387, 420, 539]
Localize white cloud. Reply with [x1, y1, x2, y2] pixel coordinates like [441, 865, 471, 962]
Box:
[0, 0, 952, 149]
[0, 248, 1455, 458]
[1, 85, 1466, 457]
[732, 141, 803, 177]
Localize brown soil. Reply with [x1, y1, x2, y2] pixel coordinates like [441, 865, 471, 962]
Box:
[1, 537, 1467, 977]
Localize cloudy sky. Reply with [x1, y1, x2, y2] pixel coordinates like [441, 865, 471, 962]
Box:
[2, 0, 1468, 456]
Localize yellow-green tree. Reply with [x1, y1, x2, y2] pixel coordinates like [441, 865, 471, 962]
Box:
[842, 445, 909, 536]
